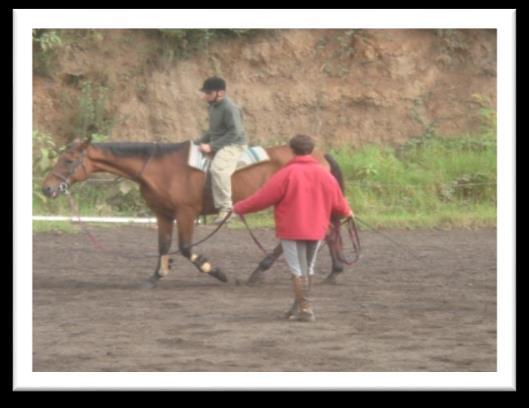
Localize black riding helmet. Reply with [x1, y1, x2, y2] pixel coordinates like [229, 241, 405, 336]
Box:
[200, 76, 226, 92]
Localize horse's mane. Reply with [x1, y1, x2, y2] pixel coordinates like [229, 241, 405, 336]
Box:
[93, 141, 188, 158]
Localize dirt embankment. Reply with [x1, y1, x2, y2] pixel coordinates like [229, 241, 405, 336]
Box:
[33, 29, 496, 148]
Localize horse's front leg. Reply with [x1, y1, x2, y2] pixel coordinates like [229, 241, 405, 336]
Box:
[323, 222, 344, 284]
[144, 214, 174, 288]
[247, 243, 283, 285]
[322, 243, 344, 284]
[177, 208, 228, 283]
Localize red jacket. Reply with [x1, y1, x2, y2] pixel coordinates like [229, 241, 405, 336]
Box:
[233, 155, 352, 240]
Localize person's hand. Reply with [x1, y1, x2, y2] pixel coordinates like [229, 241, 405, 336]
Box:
[199, 144, 212, 154]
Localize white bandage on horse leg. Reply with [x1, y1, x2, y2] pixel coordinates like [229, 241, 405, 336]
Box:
[159, 255, 170, 277]
[190, 253, 211, 273]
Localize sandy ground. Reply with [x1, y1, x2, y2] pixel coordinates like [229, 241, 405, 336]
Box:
[33, 224, 496, 372]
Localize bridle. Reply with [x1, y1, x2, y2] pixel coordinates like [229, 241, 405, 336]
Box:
[51, 143, 160, 257]
[51, 150, 88, 194]
[52, 142, 159, 194]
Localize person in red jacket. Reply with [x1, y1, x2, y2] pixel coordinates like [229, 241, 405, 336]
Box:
[233, 134, 353, 322]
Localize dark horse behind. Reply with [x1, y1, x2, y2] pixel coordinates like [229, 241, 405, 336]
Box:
[42, 137, 349, 287]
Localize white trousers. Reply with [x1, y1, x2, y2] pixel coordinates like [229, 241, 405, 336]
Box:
[281, 240, 322, 277]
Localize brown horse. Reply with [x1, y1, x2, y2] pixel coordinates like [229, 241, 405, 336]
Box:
[42, 138, 346, 287]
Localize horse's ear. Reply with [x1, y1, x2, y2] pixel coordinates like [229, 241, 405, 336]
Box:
[79, 135, 92, 150]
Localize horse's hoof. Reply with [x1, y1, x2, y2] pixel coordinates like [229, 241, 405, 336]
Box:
[333, 266, 344, 274]
[142, 278, 158, 289]
[209, 268, 228, 283]
[247, 271, 264, 286]
[247, 278, 263, 286]
[322, 273, 337, 285]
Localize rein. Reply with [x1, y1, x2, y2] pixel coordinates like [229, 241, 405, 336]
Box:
[327, 216, 361, 265]
[58, 145, 161, 259]
[237, 214, 361, 265]
[353, 217, 424, 263]
[166, 211, 233, 256]
[65, 189, 108, 253]
[65, 189, 233, 259]
[237, 214, 269, 255]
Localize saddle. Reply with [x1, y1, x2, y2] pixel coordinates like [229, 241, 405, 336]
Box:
[188, 141, 271, 215]
[187, 141, 270, 173]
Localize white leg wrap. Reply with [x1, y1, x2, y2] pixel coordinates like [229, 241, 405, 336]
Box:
[159, 255, 170, 277]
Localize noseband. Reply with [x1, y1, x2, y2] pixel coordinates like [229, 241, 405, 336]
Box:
[52, 151, 88, 193]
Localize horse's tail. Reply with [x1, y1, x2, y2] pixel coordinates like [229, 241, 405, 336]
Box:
[324, 153, 345, 194]
[324, 153, 348, 273]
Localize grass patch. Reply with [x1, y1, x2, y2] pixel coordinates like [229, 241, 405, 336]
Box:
[32, 220, 79, 234]
[331, 130, 496, 229]
[32, 220, 148, 234]
[226, 209, 275, 230]
[354, 204, 496, 231]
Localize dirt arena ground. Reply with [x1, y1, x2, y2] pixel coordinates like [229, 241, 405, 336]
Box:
[33, 224, 496, 372]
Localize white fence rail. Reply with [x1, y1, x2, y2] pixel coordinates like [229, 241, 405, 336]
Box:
[33, 216, 157, 224]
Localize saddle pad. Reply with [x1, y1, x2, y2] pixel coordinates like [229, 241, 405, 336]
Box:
[188, 142, 270, 173]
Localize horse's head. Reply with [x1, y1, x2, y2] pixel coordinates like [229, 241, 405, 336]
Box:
[42, 137, 92, 198]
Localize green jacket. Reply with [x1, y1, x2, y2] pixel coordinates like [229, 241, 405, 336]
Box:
[197, 96, 247, 152]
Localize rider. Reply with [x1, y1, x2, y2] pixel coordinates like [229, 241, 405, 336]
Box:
[233, 134, 353, 322]
[196, 76, 248, 224]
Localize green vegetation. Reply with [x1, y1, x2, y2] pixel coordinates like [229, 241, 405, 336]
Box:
[156, 29, 262, 60]
[332, 127, 496, 230]
[74, 80, 114, 140]
[33, 129, 147, 219]
[33, 221, 77, 234]
[33, 29, 63, 76]
[33, 29, 106, 76]
[33, 29, 267, 75]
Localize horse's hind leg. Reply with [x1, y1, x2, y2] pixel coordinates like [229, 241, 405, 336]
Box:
[144, 214, 174, 288]
[247, 243, 283, 285]
[323, 238, 344, 284]
[177, 208, 228, 283]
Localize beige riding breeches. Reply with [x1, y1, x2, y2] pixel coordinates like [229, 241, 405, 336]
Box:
[210, 144, 246, 211]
